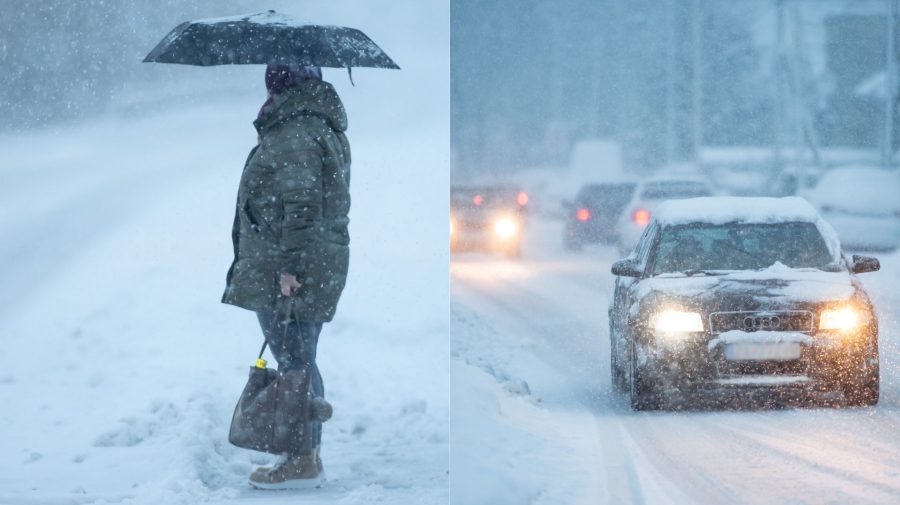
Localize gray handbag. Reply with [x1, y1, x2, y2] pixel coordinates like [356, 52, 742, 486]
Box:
[228, 303, 313, 455]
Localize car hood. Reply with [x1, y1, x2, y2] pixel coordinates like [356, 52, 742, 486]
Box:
[633, 264, 861, 314]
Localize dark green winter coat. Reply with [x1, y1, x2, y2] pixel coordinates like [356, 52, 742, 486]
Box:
[222, 80, 351, 321]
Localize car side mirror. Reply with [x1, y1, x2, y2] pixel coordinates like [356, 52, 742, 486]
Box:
[851, 254, 880, 274]
[611, 258, 642, 278]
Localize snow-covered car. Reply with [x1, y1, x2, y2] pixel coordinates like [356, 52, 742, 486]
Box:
[450, 185, 528, 259]
[562, 182, 636, 250]
[614, 177, 713, 253]
[803, 166, 900, 252]
[609, 196, 881, 410]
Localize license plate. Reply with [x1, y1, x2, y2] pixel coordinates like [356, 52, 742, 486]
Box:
[724, 342, 801, 361]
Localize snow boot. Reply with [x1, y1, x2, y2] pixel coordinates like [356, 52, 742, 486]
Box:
[254, 452, 323, 475]
[249, 448, 324, 490]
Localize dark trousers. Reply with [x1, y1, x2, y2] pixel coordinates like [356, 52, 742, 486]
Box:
[256, 311, 325, 449]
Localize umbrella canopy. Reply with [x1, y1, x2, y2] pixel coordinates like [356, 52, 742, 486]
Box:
[143, 10, 399, 69]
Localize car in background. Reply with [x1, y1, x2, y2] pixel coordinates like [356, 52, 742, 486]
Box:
[803, 166, 900, 252]
[614, 177, 713, 253]
[562, 181, 636, 251]
[450, 185, 528, 259]
[609, 196, 881, 410]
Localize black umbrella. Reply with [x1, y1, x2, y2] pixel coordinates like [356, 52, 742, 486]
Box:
[143, 10, 399, 69]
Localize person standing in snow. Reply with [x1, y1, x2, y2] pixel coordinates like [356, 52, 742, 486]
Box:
[222, 64, 351, 489]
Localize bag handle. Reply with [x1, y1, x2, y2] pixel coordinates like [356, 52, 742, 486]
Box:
[257, 339, 268, 361]
[256, 296, 299, 365]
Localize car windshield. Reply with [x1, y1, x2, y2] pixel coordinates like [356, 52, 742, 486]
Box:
[640, 181, 711, 200]
[650, 222, 835, 275]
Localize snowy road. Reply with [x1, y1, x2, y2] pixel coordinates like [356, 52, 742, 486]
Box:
[450, 218, 900, 505]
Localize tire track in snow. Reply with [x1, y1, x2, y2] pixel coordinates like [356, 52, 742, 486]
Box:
[693, 413, 900, 501]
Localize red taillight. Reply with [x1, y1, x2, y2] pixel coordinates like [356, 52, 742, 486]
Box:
[576, 208, 591, 222]
[633, 209, 650, 226]
[473, 194, 483, 206]
[517, 191, 529, 206]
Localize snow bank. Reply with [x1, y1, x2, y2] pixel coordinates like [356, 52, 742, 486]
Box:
[449, 301, 606, 505]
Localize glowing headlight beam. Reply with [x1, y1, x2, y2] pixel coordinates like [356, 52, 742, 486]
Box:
[652, 310, 704, 334]
[819, 307, 859, 331]
[493, 217, 519, 239]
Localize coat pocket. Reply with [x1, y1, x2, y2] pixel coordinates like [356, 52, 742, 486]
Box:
[246, 196, 281, 235]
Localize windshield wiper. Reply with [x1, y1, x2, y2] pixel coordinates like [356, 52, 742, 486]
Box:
[682, 269, 724, 277]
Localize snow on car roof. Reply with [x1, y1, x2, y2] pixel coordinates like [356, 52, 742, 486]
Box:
[654, 196, 820, 226]
[195, 11, 320, 27]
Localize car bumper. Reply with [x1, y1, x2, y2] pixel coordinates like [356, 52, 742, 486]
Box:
[636, 329, 874, 395]
[450, 228, 521, 253]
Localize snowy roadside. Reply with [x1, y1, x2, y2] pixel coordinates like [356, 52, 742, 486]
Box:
[0, 93, 448, 505]
[449, 220, 613, 505]
[449, 299, 606, 505]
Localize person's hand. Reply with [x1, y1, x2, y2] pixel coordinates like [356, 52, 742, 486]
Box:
[279, 272, 301, 297]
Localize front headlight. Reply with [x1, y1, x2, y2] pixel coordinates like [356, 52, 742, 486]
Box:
[819, 307, 860, 332]
[493, 217, 519, 239]
[651, 310, 704, 334]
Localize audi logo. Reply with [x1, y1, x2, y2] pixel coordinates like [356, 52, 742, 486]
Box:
[743, 315, 781, 331]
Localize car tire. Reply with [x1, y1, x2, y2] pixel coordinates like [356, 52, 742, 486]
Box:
[630, 341, 662, 411]
[609, 323, 627, 393]
[844, 354, 880, 407]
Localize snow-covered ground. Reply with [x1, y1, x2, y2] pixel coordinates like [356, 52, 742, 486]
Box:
[0, 32, 448, 504]
[451, 216, 900, 505]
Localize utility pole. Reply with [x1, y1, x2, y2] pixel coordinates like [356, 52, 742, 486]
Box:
[691, 0, 703, 166]
[789, 0, 822, 188]
[884, 0, 896, 168]
[588, 8, 603, 139]
[665, 0, 677, 165]
[773, 0, 787, 176]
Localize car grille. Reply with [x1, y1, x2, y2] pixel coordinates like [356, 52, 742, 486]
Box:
[708, 310, 814, 334]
